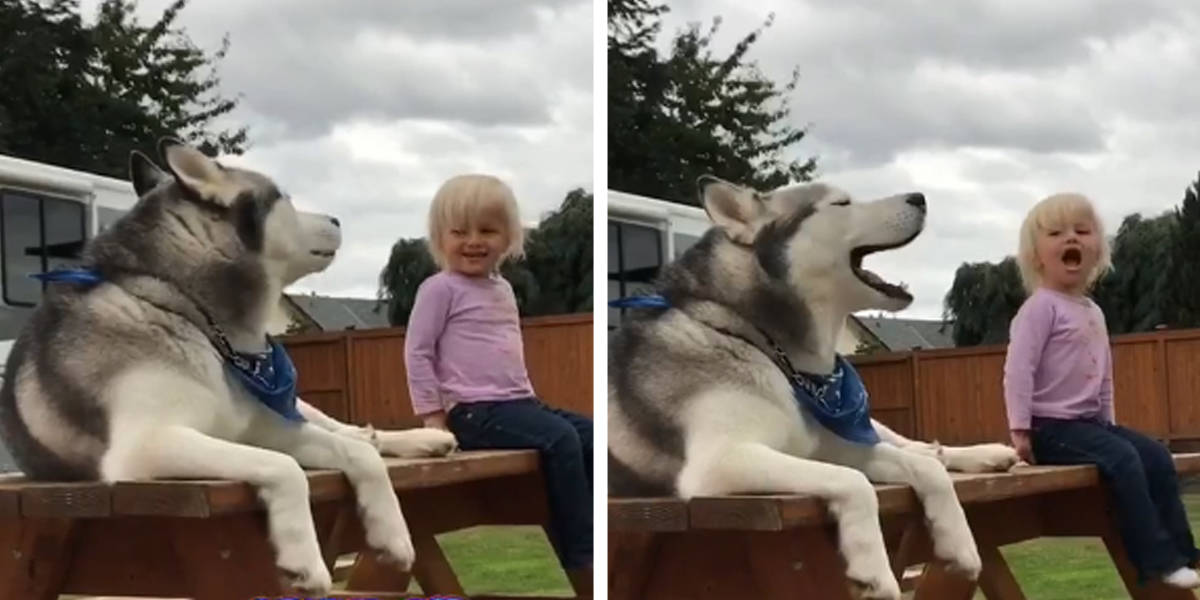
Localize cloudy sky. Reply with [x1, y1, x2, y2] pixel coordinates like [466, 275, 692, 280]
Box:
[81, 0, 593, 299]
[658, 0, 1200, 319]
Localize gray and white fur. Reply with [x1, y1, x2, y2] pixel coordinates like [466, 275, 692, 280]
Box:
[0, 139, 457, 593]
[608, 176, 1020, 599]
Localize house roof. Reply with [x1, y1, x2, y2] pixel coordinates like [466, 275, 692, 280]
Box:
[856, 316, 956, 350]
[285, 294, 390, 331]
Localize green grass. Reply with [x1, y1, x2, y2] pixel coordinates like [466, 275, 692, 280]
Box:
[433, 526, 572, 596]
[957, 492, 1200, 599]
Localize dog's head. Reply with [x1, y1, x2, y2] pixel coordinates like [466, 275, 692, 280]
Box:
[127, 139, 341, 287]
[699, 175, 925, 313]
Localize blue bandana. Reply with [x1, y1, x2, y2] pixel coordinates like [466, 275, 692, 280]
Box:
[225, 339, 304, 422]
[32, 268, 304, 423]
[789, 356, 879, 445]
[610, 293, 879, 445]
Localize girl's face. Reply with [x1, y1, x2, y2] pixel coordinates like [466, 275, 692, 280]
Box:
[1035, 213, 1100, 294]
[441, 208, 509, 277]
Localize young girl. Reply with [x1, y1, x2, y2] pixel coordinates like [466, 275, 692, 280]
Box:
[1004, 193, 1200, 588]
[404, 174, 593, 585]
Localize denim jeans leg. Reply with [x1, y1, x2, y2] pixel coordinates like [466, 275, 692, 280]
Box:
[447, 400, 594, 569]
[540, 403, 593, 491]
[1032, 419, 1186, 580]
[1110, 424, 1200, 567]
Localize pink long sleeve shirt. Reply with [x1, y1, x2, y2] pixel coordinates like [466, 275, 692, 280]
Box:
[404, 271, 535, 416]
[1003, 287, 1115, 430]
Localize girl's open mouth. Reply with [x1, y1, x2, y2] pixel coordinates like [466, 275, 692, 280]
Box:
[1061, 247, 1082, 268]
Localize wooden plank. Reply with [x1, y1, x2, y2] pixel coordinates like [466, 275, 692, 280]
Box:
[609, 532, 659, 600]
[608, 498, 687, 531]
[977, 544, 1026, 600]
[638, 530, 855, 600]
[59, 517, 184, 597]
[170, 513, 284, 600]
[912, 561, 977, 600]
[20, 481, 111, 518]
[0, 473, 27, 517]
[0, 517, 76, 600]
[106, 449, 539, 517]
[346, 550, 413, 594]
[410, 531, 465, 595]
[646, 456, 1200, 532]
[745, 529, 856, 600]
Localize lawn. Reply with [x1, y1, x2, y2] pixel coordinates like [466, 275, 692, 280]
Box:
[959, 492, 1200, 599]
[433, 526, 572, 596]
[399, 494, 1200, 598]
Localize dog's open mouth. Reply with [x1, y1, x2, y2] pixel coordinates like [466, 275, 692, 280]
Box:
[310, 249, 336, 258]
[849, 236, 918, 301]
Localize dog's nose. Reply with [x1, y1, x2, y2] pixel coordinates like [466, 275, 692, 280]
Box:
[330, 217, 340, 227]
[906, 194, 926, 209]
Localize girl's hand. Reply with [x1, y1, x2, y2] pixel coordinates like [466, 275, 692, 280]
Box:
[423, 411, 449, 431]
[1010, 429, 1034, 464]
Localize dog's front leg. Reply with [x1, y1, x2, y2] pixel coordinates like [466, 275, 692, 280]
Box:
[822, 439, 982, 580]
[295, 399, 457, 458]
[100, 424, 332, 593]
[871, 418, 1018, 473]
[678, 441, 900, 600]
[250, 417, 415, 570]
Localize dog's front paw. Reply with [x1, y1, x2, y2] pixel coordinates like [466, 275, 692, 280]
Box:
[846, 567, 901, 600]
[372, 533, 416, 571]
[943, 443, 1020, 473]
[276, 546, 332, 594]
[376, 428, 458, 458]
[931, 530, 982, 581]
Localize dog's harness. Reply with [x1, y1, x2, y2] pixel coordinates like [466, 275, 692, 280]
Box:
[610, 295, 880, 445]
[33, 268, 305, 423]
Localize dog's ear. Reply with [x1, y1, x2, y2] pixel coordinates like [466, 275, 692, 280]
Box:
[128, 151, 169, 197]
[699, 175, 766, 244]
[158, 137, 237, 206]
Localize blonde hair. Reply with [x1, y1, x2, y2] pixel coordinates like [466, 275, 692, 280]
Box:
[426, 174, 525, 269]
[1016, 192, 1112, 295]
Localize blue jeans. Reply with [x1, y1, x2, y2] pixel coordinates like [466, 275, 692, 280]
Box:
[447, 398, 593, 569]
[1032, 417, 1199, 581]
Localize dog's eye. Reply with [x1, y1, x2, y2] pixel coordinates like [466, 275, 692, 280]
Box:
[831, 199, 851, 207]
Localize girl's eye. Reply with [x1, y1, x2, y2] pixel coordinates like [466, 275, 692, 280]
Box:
[450, 229, 465, 235]
[1048, 230, 1062, 237]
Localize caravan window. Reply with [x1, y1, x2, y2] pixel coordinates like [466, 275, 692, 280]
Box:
[0, 191, 86, 306]
[608, 221, 664, 328]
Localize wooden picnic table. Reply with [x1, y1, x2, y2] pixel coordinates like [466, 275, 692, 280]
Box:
[609, 453, 1200, 600]
[0, 449, 588, 600]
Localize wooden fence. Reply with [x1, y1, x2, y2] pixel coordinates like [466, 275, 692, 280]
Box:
[852, 327, 1200, 447]
[280, 313, 594, 429]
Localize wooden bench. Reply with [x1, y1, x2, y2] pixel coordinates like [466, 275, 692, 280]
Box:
[0, 449, 588, 600]
[609, 453, 1200, 600]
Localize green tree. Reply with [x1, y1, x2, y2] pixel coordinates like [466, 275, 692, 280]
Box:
[608, 0, 816, 205]
[0, 0, 246, 177]
[1167, 173, 1200, 328]
[1093, 212, 1175, 334]
[378, 238, 437, 327]
[942, 256, 1025, 346]
[522, 189, 593, 315]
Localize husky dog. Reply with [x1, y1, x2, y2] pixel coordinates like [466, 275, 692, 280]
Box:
[608, 176, 1020, 599]
[0, 139, 458, 593]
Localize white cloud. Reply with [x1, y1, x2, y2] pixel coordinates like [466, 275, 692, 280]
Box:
[659, 0, 1200, 319]
[79, 0, 593, 301]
